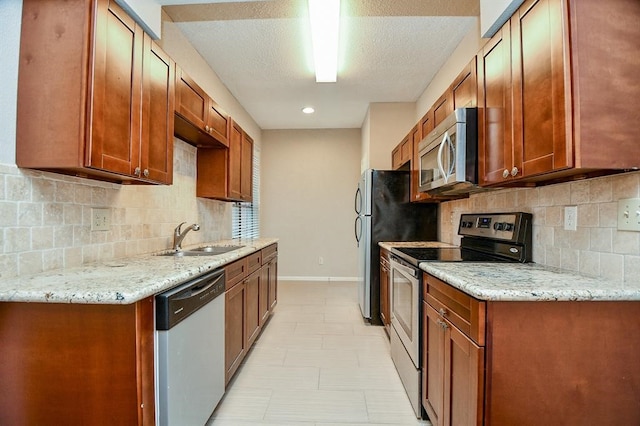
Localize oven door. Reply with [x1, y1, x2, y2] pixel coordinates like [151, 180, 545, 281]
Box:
[390, 255, 420, 367]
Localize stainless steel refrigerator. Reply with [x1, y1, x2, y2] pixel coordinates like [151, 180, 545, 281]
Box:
[354, 169, 438, 325]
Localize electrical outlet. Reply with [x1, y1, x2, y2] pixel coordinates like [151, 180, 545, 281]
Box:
[319, 256, 324, 265]
[618, 198, 640, 232]
[91, 208, 111, 231]
[564, 206, 577, 231]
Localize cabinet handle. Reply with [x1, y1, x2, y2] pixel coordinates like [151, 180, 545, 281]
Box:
[143, 169, 149, 177]
[438, 308, 448, 317]
[511, 167, 519, 177]
[502, 169, 509, 179]
[436, 318, 449, 329]
[205, 125, 210, 131]
[134, 167, 141, 176]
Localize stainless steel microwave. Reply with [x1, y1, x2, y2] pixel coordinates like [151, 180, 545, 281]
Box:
[417, 108, 481, 196]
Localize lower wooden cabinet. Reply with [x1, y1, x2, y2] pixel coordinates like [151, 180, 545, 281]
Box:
[224, 244, 278, 385]
[0, 297, 155, 425]
[422, 272, 640, 425]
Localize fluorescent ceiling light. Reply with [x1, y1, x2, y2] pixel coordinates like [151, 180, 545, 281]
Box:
[308, 0, 340, 83]
[302, 107, 315, 114]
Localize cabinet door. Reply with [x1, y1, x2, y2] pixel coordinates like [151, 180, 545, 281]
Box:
[478, 22, 514, 186]
[259, 263, 270, 325]
[228, 121, 243, 200]
[433, 92, 452, 127]
[452, 57, 477, 109]
[267, 257, 278, 310]
[140, 36, 174, 184]
[225, 282, 246, 384]
[175, 68, 208, 131]
[443, 319, 484, 426]
[401, 132, 414, 164]
[412, 109, 437, 202]
[245, 271, 261, 347]
[241, 131, 254, 201]
[207, 100, 230, 147]
[89, 0, 142, 177]
[392, 145, 402, 170]
[511, 0, 571, 178]
[424, 304, 446, 426]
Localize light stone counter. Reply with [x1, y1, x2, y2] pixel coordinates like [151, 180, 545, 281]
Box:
[421, 262, 640, 302]
[379, 241, 457, 250]
[0, 238, 278, 305]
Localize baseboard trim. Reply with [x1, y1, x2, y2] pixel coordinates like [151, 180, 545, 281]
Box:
[279, 276, 358, 282]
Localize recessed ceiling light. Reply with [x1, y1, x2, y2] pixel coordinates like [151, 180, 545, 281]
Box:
[302, 107, 315, 114]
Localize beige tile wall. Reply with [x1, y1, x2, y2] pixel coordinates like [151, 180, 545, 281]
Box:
[0, 140, 231, 279]
[439, 171, 640, 284]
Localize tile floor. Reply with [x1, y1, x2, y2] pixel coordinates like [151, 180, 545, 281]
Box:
[207, 281, 432, 426]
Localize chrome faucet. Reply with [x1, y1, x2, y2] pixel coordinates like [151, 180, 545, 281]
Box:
[173, 222, 200, 251]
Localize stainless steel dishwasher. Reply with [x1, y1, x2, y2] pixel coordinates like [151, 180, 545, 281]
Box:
[155, 268, 225, 426]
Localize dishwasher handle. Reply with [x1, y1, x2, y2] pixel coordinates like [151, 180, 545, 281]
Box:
[156, 268, 226, 330]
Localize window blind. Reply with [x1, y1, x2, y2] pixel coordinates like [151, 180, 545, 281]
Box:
[232, 146, 260, 239]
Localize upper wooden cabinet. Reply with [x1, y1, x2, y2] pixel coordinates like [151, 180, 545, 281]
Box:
[16, 0, 174, 185]
[479, 0, 640, 186]
[392, 133, 412, 170]
[197, 120, 253, 202]
[451, 57, 477, 109]
[174, 66, 230, 148]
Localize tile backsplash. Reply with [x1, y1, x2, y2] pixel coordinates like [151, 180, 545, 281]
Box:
[439, 171, 640, 284]
[0, 140, 231, 279]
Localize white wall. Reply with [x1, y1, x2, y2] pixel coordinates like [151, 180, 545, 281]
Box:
[261, 129, 361, 280]
[362, 102, 416, 171]
[0, 0, 21, 166]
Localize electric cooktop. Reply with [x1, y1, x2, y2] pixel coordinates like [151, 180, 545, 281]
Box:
[391, 212, 533, 266]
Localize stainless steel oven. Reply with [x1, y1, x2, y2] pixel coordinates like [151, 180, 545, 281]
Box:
[418, 108, 479, 196]
[389, 254, 421, 417]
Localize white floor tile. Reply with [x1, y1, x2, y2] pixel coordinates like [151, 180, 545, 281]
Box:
[231, 364, 320, 390]
[284, 348, 359, 369]
[207, 388, 272, 421]
[322, 334, 390, 351]
[319, 367, 406, 392]
[294, 322, 354, 336]
[365, 390, 424, 424]
[241, 346, 287, 367]
[264, 389, 368, 423]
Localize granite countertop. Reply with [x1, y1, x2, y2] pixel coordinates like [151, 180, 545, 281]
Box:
[379, 241, 457, 250]
[0, 238, 278, 305]
[421, 262, 640, 302]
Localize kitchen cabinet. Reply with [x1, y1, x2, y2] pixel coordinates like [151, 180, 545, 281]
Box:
[262, 243, 279, 313]
[379, 249, 391, 331]
[451, 57, 477, 109]
[225, 245, 278, 385]
[423, 274, 485, 426]
[432, 92, 452, 128]
[174, 66, 230, 148]
[16, 0, 174, 185]
[392, 133, 412, 170]
[422, 272, 640, 425]
[0, 297, 155, 425]
[479, 0, 640, 186]
[197, 120, 254, 202]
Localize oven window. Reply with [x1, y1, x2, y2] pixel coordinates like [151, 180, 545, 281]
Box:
[392, 269, 414, 339]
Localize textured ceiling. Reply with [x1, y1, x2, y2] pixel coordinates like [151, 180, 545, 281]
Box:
[163, 0, 478, 129]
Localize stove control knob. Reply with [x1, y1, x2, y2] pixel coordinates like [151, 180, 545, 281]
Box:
[494, 222, 504, 231]
[504, 223, 514, 231]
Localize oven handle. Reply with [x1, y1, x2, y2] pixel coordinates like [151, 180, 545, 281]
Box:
[390, 255, 418, 279]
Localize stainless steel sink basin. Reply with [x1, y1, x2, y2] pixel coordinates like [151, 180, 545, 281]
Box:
[161, 245, 244, 257]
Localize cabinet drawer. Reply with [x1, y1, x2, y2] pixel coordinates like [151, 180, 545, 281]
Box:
[262, 244, 278, 264]
[247, 251, 262, 275]
[225, 258, 248, 290]
[424, 273, 486, 346]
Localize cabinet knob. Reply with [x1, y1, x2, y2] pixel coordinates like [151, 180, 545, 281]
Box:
[511, 167, 519, 177]
[502, 169, 509, 178]
[143, 169, 149, 177]
[438, 308, 448, 317]
[134, 167, 141, 176]
[205, 125, 210, 131]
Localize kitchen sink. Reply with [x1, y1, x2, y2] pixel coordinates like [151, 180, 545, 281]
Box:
[161, 245, 244, 257]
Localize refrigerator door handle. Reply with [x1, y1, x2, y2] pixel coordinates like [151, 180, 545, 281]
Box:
[354, 216, 362, 247]
[354, 187, 362, 215]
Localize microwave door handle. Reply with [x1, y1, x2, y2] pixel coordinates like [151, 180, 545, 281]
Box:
[437, 132, 448, 183]
[445, 132, 455, 176]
